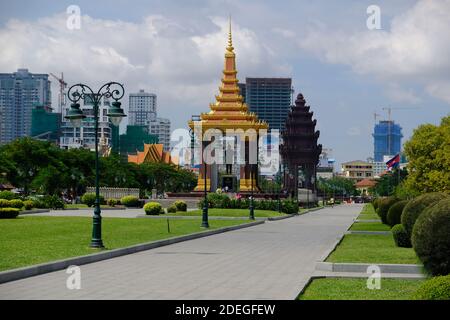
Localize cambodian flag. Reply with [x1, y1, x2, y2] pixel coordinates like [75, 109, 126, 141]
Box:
[386, 154, 400, 171]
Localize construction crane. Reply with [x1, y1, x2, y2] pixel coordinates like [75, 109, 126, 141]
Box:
[374, 112, 382, 124]
[50, 72, 67, 114]
[381, 106, 419, 154]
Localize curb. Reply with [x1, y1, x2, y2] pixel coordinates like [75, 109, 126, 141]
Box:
[0, 220, 264, 285]
[315, 262, 424, 274]
[19, 209, 50, 215]
[63, 207, 126, 211]
[345, 230, 391, 235]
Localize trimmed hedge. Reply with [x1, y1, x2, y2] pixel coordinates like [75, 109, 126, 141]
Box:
[167, 204, 177, 213]
[402, 192, 447, 239]
[0, 199, 10, 208]
[81, 193, 105, 207]
[0, 190, 17, 200]
[372, 198, 380, 210]
[412, 198, 450, 276]
[23, 200, 34, 210]
[174, 200, 187, 212]
[8, 199, 24, 209]
[144, 202, 163, 215]
[0, 208, 20, 219]
[121, 196, 140, 208]
[387, 200, 408, 227]
[413, 275, 450, 300]
[391, 224, 412, 248]
[377, 197, 399, 225]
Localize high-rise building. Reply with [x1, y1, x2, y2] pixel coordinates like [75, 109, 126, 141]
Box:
[149, 117, 171, 152]
[128, 90, 171, 152]
[0, 69, 51, 144]
[31, 105, 61, 144]
[111, 125, 159, 159]
[243, 78, 292, 132]
[60, 94, 113, 152]
[373, 120, 403, 162]
[128, 89, 157, 127]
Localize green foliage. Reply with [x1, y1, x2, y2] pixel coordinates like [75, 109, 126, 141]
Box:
[41, 195, 65, 210]
[372, 198, 380, 210]
[403, 115, 450, 193]
[376, 197, 398, 225]
[0, 208, 20, 219]
[23, 200, 34, 210]
[167, 204, 177, 213]
[0, 191, 17, 200]
[413, 275, 450, 300]
[0, 199, 11, 208]
[174, 200, 187, 212]
[387, 200, 408, 227]
[401, 192, 448, 239]
[317, 176, 357, 197]
[198, 193, 231, 209]
[107, 199, 118, 207]
[120, 195, 140, 208]
[391, 224, 412, 248]
[81, 193, 104, 208]
[412, 198, 450, 276]
[8, 199, 24, 209]
[281, 200, 299, 214]
[370, 168, 408, 197]
[144, 202, 163, 215]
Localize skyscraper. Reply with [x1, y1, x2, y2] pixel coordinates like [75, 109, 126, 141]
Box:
[0, 69, 51, 144]
[373, 120, 403, 162]
[149, 117, 171, 152]
[128, 89, 157, 127]
[242, 78, 292, 132]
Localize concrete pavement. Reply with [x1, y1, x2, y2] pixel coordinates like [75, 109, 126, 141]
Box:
[0, 204, 362, 300]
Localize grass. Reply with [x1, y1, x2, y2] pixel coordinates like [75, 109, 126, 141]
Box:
[357, 203, 380, 220]
[326, 234, 420, 264]
[298, 278, 425, 300]
[167, 208, 287, 218]
[350, 222, 391, 231]
[0, 216, 248, 271]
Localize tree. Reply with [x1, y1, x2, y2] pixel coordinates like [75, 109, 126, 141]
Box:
[370, 168, 408, 197]
[317, 176, 357, 197]
[403, 115, 450, 193]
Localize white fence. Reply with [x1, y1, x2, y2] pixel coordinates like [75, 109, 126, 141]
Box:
[86, 187, 140, 200]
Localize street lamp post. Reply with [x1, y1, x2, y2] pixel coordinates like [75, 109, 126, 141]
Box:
[202, 153, 209, 228]
[249, 164, 255, 220]
[278, 162, 282, 213]
[65, 82, 126, 248]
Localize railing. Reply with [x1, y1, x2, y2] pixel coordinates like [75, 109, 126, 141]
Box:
[86, 187, 140, 199]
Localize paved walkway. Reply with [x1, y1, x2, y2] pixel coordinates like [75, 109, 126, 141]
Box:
[0, 204, 362, 300]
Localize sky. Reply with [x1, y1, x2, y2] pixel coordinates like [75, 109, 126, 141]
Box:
[0, 0, 449, 168]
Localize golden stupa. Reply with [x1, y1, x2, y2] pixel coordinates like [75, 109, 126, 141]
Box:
[188, 19, 268, 192]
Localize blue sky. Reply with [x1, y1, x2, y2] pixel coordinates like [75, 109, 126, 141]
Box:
[0, 0, 449, 168]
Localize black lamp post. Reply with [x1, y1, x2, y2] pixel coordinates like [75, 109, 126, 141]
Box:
[201, 152, 209, 228]
[277, 162, 282, 213]
[249, 164, 255, 220]
[65, 82, 126, 248]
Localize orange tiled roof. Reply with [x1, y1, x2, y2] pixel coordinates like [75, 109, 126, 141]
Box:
[128, 144, 177, 165]
[355, 178, 377, 188]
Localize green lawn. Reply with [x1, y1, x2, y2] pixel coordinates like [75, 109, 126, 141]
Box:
[350, 222, 391, 232]
[0, 216, 248, 271]
[167, 208, 287, 218]
[326, 234, 420, 264]
[298, 278, 425, 300]
[357, 203, 380, 220]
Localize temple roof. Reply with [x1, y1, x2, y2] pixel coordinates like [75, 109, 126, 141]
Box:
[128, 144, 178, 165]
[188, 19, 268, 132]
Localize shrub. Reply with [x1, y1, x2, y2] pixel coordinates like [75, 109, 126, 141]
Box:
[0, 199, 10, 208]
[402, 192, 448, 240]
[81, 193, 105, 207]
[0, 190, 17, 200]
[144, 202, 162, 215]
[23, 200, 34, 210]
[372, 198, 380, 210]
[282, 200, 299, 214]
[413, 275, 450, 300]
[174, 200, 187, 212]
[197, 193, 230, 209]
[376, 197, 398, 225]
[167, 204, 177, 213]
[107, 199, 118, 207]
[387, 200, 409, 227]
[8, 199, 24, 209]
[0, 208, 20, 219]
[121, 195, 140, 208]
[391, 224, 412, 248]
[42, 195, 65, 210]
[412, 198, 450, 276]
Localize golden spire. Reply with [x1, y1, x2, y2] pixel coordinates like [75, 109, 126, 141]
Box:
[227, 15, 234, 52]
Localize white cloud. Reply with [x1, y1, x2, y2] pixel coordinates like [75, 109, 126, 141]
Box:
[0, 13, 284, 130]
[298, 0, 450, 104]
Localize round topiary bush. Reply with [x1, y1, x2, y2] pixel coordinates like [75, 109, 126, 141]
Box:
[391, 224, 412, 248]
[0, 190, 17, 200]
[167, 204, 177, 213]
[173, 200, 187, 212]
[413, 275, 450, 300]
[0, 208, 20, 219]
[401, 192, 448, 239]
[81, 193, 105, 207]
[23, 200, 34, 211]
[8, 199, 24, 209]
[376, 197, 398, 225]
[372, 198, 380, 210]
[120, 196, 140, 208]
[387, 200, 409, 227]
[144, 202, 163, 215]
[412, 197, 450, 276]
